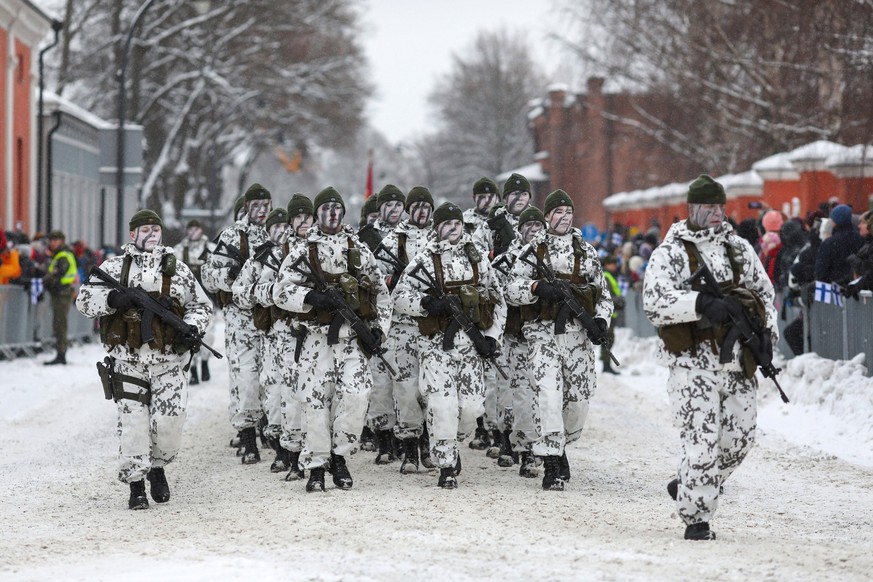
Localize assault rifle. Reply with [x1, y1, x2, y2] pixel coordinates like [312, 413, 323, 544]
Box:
[686, 257, 789, 403]
[517, 247, 620, 367]
[373, 243, 407, 291]
[86, 267, 223, 359]
[212, 240, 245, 279]
[252, 241, 282, 273]
[288, 254, 397, 378]
[406, 262, 509, 380]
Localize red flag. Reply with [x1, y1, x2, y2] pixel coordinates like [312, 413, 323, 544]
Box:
[364, 149, 374, 199]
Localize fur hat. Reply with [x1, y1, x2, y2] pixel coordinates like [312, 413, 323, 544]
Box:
[687, 175, 726, 204]
[128, 209, 162, 231]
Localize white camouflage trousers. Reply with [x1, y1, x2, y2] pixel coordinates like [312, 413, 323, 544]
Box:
[367, 351, 396, 431]
[114, 357, 188, 483]
[296, 331, 372, 470]
[389, 321, 425, 439]
[527, 326, 595, 457]
[278, 327, 304, 452]
[224, 305, 264, 430]
[482, 345, 513, 433]
[420, 337, 485, 469]
[506, 335, 537, 452]
[668, 367, 757, 525]
[260, 326, 284, 440]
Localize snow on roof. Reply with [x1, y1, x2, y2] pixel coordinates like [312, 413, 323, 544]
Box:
[42, 91, 114, 130]
[719, 170, 764, 198]
[534, 151, 549, 160]
[496, 162, 548, 183]
[527, 105, 544, 121]
[826, 144, 873, 167]
[752, 152, 800, 181]
[547, 83, 569, 93]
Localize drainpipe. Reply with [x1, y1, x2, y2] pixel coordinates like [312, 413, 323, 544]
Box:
[36, 19, 64, 232]
[45, 110, 62, 231]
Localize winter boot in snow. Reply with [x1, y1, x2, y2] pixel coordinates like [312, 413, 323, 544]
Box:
[146, 467, 170, 503]
[284, 451, 305, 481]
[497, 429, 517, 467]
[541, 455, 565, 491]
[306, 467, 326, 492]
[258, 414, 269, 447]
[454, 453, 462, 476]
[229, 431, 242, 449]
[684, 522, 716, 541]
[602, 359, 619, 375]
[374, 429, 396, 464]
[128, 480, 149, 510]
[189, 366, 199, 385]
[419, 427, 435, 469]
[519, 451, 538, 478]
[269, 439, 290, 473]
[201, 360, 210, 382]
[400, 438, 420, 474]
[438, 467, 457, 489]
[468, 417, 490, 450]
[360, 426, 376, 452]
[486, 429, 502, 459]
[667, 478, 678, 501]
[558, 450, 571, 482]
[43, 352, 66, 366]
[239, 426, 260, 465]
[329, 453, 353, 490]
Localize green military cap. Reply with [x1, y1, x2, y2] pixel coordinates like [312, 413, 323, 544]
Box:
[543, 189, 574, 215]
[377, 184, 405, 206]
[433, 201, 464, 228]
[517, 206, 546, 228]
[405, 186, 434, 211]
[129, 209, 163, 231]
[360, 194, 381, 218]
[233, 196, 246, 217]
[186, 219, 202, 228]
[313, 186, 345, 212]
[244, 182, 272, 202]
[287, 193, 314, 218]
[47, 230, 66, 240]
[503, 173, 531, 197]
[687, 174, 726, 205]
[265, 208, 288, 230]
[473, 177, 498, 196]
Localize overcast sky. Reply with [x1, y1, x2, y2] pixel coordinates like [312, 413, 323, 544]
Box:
[361, 0, 560, 145]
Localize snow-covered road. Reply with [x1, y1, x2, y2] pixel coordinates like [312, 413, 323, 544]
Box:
[1, 330, 872, 581]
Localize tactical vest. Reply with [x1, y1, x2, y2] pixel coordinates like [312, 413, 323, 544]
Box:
[524, 237, 601, 324]
[253, 239, 297, 332]
[216, 230, 249, 308]
[99, 253, 187, 354]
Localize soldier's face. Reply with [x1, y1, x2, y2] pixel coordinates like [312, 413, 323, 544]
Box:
[248, 200, 271, 225]
[474, 192, 497, 213]
[130, 225, 162, 252]
[505, 190, 530, 215]
[268, 223, 287, 243]
[408, 201, 433, 228]
[437, 219, 464, 245]
[520, 221, 544, 244]
[365, 211, 380, 225]
[381, 200, 404, 226]
[187, 226, 203, 241]
[546, 206, 574, 235]
[48, 238, 63, 252]
[291, 213, 314, 237]
[688, 204, 725, 231]
[318, 201, 345, 234]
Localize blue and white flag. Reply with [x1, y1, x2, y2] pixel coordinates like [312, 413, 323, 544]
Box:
[617, 277, 630, 296]
[30, 278, 43, 305]
[814, 280, 843, 306]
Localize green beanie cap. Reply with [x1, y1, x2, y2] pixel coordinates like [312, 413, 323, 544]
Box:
[503, 173, 531, 197]
[129, 209, 163, 231]
[47, 230, 66, 240]
[473, 177, 498, 196]
[687, 174, 726, 204]
[433, 201, 464, 228]
[313, 186, 345, 212]
[405, 186, 434, 211]
[377, 184, 405, 206]
[360, 194, 380, 219]
[186, 219, 202, 228]
[543, 189, 574, 216]
[287, 193, 314, 218]
[244, 182, 272, 202]
[518, 206, 546, 228]
[265, 208, 288, 230]
[233, 196, 245, 217]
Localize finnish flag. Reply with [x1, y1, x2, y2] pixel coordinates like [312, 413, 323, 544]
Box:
[814, 280, 843, 306]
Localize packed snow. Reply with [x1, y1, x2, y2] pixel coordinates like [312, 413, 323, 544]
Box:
[1, 326, 872, 581]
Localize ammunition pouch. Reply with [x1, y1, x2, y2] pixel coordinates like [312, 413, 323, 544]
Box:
[537, 282, 600, 322]
[253, 305, 273, 331]
[416, 286, 497, 337]
[505, 305, 523, 337]
[100, 292, 186, 354]
[96, 356, 151, 405]
[216, 289, 234, 309]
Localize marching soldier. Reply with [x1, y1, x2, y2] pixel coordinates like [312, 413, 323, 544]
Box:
[201, 183, 272, 464]
[473, 172, 533, 257]
[464, 176, 499, 239]
[505, 190, 613, 491]
[643, 175, 777, 541]
[76, 209, 212, 509]
[374, 184, 406, 236]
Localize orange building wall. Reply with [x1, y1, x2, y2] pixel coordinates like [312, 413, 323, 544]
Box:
[12, 39, 32, 234]
[0, 27, 7, 229]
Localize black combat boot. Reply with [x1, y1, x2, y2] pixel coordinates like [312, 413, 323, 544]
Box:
[602, 360, 619, 375]
[419, 427, 435, 469]
[284, 451, 305, 481]
[438, 467, 457, 489]
[239, 426, 260, 465]
[306, 467, 326, 492]
[329, 453, 353, 490]
[667, 478, 678, 501]
[497, 429, 517, 467]
[518, 451, 538, 478]
[400, 438, 419, 474]
[374, 429, 396, 464]
[201, 360, 210, 382]
[486, 429, 502, 459]
[360, 426, 376, 452]
[684, 522, 716, 541]
[229, 431, 242, 448]
[269, 439, 290, 473]
[128, 480, 149, 510]
[558, 451, 571, 482]
[258, 414, 269, 447]
[468, 417, 490, 450]
[454, 453, 462, 476]
[189, 366, 199, 385]
[43, 352, 66, 366]
[541, 455, 565, 491]
[146, 467, 170, 503]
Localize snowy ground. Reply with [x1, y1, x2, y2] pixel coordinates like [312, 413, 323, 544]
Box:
[1, 326, 872, 581]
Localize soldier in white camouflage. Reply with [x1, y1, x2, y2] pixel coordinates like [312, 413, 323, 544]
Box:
[505, 189, 613, 491]
[372, 186, 436, 473]
[232, 207, 289, 472]
[643, 175, 777, 541]
[393, 202, 507, 488]
[76, 209, 212, 510]
[201, 183, 271, 465]
[374, 184, 405, 237]
[273, 187, 392, 492]
[472, 172, 533, 257]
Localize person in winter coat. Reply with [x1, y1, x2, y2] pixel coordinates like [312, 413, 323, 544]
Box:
[775, 219, 807, 294]
[505, 189, 614, 492]
[393, 201, 507, 489]
[473, 172, 532, 257]
[815, 204, 863, 286]
[759, 210, 784, 286]
[76, 209, 212, 510]
[43, 231, 78, 365]
[463, 177, 499, 237]
[643, 175, 777, 541]
[0, 230, 21, 284]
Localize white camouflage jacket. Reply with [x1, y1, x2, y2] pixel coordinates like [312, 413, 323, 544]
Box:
[201, 217, 268, 308]
[375, 221, 434, 326]
[173, 237, 214, 271]
[643, 220, 778, 371]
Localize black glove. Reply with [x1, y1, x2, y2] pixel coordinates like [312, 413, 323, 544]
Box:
[304, 290, 336, 311]
[178, 324, 202, 350]
[532, 280, 563, 302]
[588, 317, 610, 345]
[696, 293, 732, 325]
[361, 326, 384, 356]
[475, 336, 499, 358]
[754, 332, 774, 365]
[421, 295, 449, 316]
[107, 290, 134, 311]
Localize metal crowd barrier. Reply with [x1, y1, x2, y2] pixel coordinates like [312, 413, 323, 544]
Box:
[0, 284, 97, 360]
